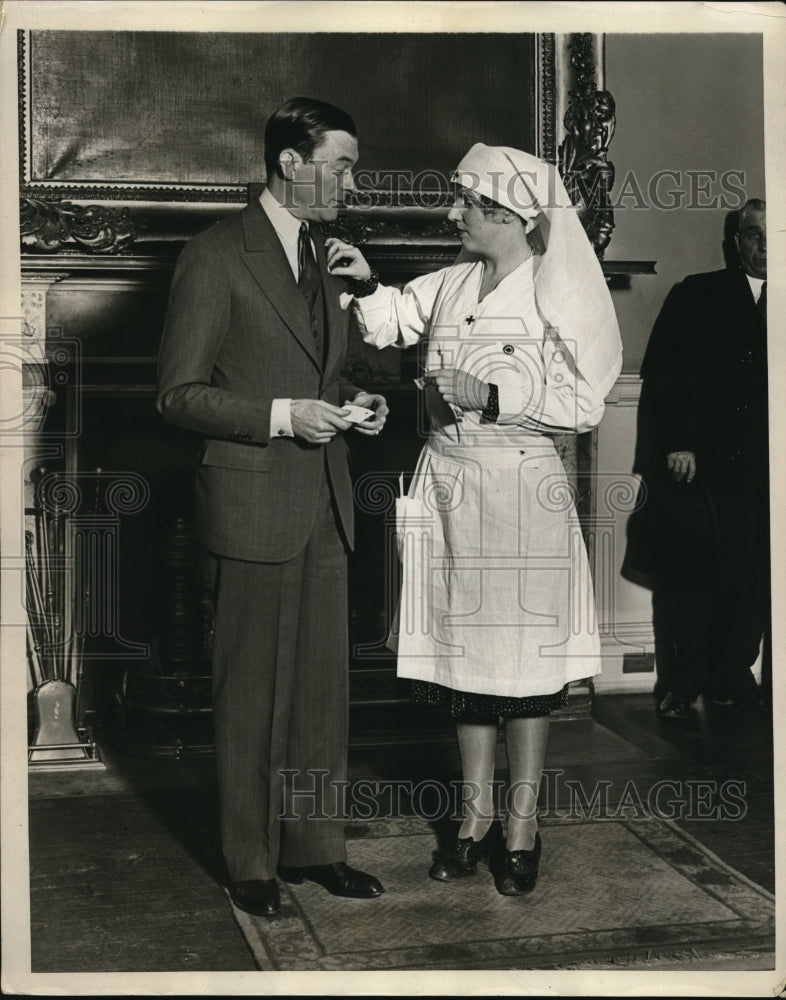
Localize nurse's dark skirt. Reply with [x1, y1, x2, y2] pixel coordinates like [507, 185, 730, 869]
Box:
[411, 680, 569, 724]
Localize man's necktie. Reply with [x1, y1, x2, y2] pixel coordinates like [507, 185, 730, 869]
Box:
[297, 223, 321, 305]
[757, 281, 767, 321]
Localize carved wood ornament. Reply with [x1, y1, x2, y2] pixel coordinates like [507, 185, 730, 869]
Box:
[557, 33, 617, 257]
[20, 198, 137, 255]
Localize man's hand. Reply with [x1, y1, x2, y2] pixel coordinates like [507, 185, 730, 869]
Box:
[422, 368, 489, 411]
[325, 238, 372, 282]
[666, 451, 697, 483]
[344, 391, 389, 437]
[290, 400, 352, 444]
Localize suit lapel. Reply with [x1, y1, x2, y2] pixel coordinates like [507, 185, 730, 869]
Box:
[239, 200, 321, 371]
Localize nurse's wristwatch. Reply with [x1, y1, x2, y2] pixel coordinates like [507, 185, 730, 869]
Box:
[348, 268, 380, 298]
[479, 382, 499, 424]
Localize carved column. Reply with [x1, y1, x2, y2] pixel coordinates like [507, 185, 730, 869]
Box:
[555, 34, 617, 257]
[20, 274, 68, 714]
[21, 274, 68, 537]
[551, 34, 618, 714]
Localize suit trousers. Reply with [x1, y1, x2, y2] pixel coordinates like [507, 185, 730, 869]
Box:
[210, 468, 349, 881]
[652, 582, 766, 702]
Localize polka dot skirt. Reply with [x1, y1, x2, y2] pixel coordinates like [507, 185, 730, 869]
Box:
[411, 680, 570, 724]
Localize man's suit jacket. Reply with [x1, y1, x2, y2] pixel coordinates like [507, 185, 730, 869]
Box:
[157, 197, 359, 562]
[627, 266, 768, 587]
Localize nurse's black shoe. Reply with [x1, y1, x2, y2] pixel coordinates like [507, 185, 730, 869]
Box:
[429, 820, 501, 881]
[493, 832, 542, 896]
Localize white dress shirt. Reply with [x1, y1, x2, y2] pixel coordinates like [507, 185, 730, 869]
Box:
[260, 186, 314, 439]
[745, 273, 765, 303]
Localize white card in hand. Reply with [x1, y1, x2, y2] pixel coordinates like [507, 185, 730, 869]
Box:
[343, 404, 375, 424]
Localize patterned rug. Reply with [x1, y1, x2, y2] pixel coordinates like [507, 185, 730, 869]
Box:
[229, 816, 775, 971]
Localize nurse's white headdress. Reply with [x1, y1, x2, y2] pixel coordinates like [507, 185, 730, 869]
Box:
[452, 143, 623, 399]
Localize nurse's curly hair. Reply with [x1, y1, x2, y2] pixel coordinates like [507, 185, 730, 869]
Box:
[458, 187, 523, 225]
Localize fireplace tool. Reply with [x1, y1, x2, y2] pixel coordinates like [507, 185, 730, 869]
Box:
[27, 466, 102, 768]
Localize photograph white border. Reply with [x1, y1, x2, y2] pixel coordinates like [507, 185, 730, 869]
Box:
[1, 2, 784, 996]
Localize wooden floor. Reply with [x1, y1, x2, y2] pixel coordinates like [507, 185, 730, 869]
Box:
[27, 692, 774, 973]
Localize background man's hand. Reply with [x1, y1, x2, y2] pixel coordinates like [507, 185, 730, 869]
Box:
[344, 391, 389, 437]
[666, 451, 697, 483]
[290, 400, 352, 444]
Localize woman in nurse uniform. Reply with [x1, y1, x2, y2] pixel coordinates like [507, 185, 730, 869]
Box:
[327, 144, 622, 896]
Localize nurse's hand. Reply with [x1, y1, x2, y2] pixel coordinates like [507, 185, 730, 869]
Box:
[325, 238, 372, 281]
[422, 368, 489, 411]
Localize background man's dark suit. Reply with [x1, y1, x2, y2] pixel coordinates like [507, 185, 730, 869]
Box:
[158, 198, 361, 882]
[629, 264, 769, 709]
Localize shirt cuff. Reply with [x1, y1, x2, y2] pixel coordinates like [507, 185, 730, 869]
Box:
[352, 283, 391, 312]
[270, 398, 294, 438]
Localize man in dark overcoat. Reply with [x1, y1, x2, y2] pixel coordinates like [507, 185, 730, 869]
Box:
[629, 199, 769, 719]
[157, 97, 387, 914]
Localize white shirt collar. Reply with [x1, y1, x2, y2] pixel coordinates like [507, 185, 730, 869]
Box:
[259, 186, 306, 249]
[745, 272, 765, 299]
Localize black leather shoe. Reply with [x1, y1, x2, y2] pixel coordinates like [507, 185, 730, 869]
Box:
[278, 861, 384, 898]
[229, 878, 280, 916]
[658, 691, 691, 719]
[493, 832, 542, 896]
[429, 820, 501, 881]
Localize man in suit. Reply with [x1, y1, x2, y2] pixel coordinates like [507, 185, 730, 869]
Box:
[157, 97, 388, 915]
[630, 199, 769, 720]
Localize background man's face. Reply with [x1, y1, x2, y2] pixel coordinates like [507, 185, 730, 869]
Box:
[736, 207, 767, 279]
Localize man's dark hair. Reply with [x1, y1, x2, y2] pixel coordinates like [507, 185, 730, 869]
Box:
[738, 197, 766, 230]
[264, 97, 356, 180]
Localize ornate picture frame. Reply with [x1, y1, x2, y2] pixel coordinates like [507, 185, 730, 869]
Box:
[18, 30, 619, 261]
[16, 31, 571, 250]
[19, 31, 544, 197]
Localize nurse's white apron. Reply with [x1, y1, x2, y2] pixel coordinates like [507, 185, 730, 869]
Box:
[390, 258, 601, 698]
[393, 437, 601, 697]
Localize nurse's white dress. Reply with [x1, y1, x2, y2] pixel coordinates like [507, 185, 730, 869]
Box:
[354, 256, 607, 700]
